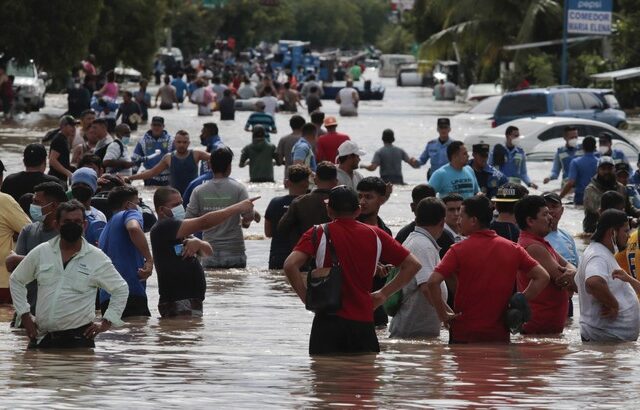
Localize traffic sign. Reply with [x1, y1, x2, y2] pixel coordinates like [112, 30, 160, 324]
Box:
[567, 0, 613, 35]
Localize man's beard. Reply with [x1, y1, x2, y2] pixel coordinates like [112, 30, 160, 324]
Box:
[597, 174, 616, 187]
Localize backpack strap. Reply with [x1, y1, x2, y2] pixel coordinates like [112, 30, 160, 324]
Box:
[322, 223, 339, 267]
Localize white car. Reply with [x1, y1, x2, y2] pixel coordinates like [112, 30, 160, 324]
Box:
[465, 83, 502, 102]
[396, 64, 428, 87]
[463, 117, 639, 161]
[6, 59, 47, 112]
[453, 95, 502, 138]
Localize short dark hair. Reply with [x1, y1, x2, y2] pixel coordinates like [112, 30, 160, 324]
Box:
[287, 164, 311, 183]
[78, 154, 102, 170]
[564, 126, 577, 134]
[415, 197, 446, 226]
[252, 125, 266, 139]
[357, 176, 386, 197]
[34, 182, 68, 203]
[446, 141, 465, 161]
[289, 115, 305, 130]
[55, 199, 85, 222]
[411, 184, 436, 204]
[223, 89, 232, 97]
[600, 190, 625, 211]
[23, 143, 47, 167]
[514, 195, 547, 230]
[210, 146, 234, 173]
[462, 196, 493, 228]
[315, 161, 337, 181]
[153, 186, 180, 209]
[80, 109, 96, 118]
[175, 130, 189, 138]
[203, 122, 218, 135]
[582, 135, 596, 152]
[310, 110, 325, 125]
[506, 126, 519, 136]
[592, 209, 629, 242]
[107, 185, 138, 210]
[382, 129, 395, 144]
[442, 193, 464, 204]
[301, 123, 316, 137]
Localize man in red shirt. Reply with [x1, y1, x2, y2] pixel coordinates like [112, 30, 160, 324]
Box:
[284, 186, 421, 355]
[315, 116, 350, 163]
[514, 195, 576, 334]
[427, 196, 549, 343]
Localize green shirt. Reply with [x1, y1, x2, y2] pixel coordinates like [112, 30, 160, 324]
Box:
[349, 65, 362, 81]
[240, 140, 278, 182]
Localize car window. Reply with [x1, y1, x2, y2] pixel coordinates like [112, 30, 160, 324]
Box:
[602, 93, 620, 109]
[495, 94, 547, 116]
[538, 126, 566, 141]
[580, 93, 602, 110]
[552, 94, 566, 111]
[468, 96, 500, 114]
[585, 125, 623, 140]
[567, 93, 585, 110]
[6, 61, 36, 78]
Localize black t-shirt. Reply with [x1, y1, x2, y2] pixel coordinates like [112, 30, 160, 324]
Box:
[219, 96, 235, 120]
[0, 171, 67, 202]
[48, 132, 72, 181]
[306, 94, 321, 113]
[395, 221, 416, 245]
[265, 194, 296, 269]
[490, 220, 520, 243]
[150, 218, 206, 303]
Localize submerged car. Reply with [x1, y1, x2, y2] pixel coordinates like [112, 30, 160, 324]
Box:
[464, 83, 502, 102]
[452, 95, 502, 138]
[463, 117, 639, 162]
[6, 58, 47, 112]
[493, 87, 628, 129]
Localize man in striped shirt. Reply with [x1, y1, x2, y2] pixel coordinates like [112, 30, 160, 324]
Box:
[244, 100, 277, 141]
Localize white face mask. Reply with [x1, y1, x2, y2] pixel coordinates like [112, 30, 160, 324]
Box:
[567, 138, 578, 148]
[171, 204, 186, 220]
[510, 137, 520, 147]
[598, 146, 609, 155]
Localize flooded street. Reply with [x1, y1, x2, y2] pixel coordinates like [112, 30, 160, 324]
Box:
[1, 80, 640, 407]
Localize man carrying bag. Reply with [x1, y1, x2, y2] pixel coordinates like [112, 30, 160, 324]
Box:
[284, 185, 421, 355]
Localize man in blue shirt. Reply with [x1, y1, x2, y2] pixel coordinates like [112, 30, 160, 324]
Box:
[199, 122, 224, 174]
[598, 131, 629, 167]
[490, 126, 538, 189]
[99, 186, 154, 318]
[560, 135, 598, 205]
[131, 116, 174, 186]
[291, 123, 317, 172]
[417, 118, 454, 179]
[469, 143, 508, 199]
[543, 126, 582, 186]
[428, 141, 480, 199]
[171, 72, 188, 103]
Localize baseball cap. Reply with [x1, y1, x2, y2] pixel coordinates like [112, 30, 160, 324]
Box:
[71, 167, 98, 193]
[336, 140, 366, 161]
[472, 143, 490, 155]
[59, 115, 78, 127]
[598, 132, 613, 143]
[492, 183, 528, 203]
[437, 118, 450, 128]
[327, 185, 359, 214]
[323, 116, 338, 127]
[615, 162, 631, 175]
[151, 116, 165, 125]
[598, 156, 614, 167]
[542, 191, 562, 205]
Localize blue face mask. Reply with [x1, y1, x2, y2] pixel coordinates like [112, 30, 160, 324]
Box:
[171, 204, 186, 220]
[121, 136, 130, 145]
[30, 202, 51, 222]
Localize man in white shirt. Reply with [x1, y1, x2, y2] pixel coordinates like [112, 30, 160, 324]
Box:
[577, 209, 640, 342]
[390, 197, 452, 338]
[336, 80, 359, 117]
[260, 86, 279, 117]
[336, 140, 365, 190]
[10, 200, 129, 348]
[102, 124, 134, 176]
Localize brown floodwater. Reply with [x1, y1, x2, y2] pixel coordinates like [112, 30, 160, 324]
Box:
[0, 79, 639, 408]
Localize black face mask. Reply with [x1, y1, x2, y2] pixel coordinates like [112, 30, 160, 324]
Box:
[60, 222, 84, 242]
[72, 186, 93, 202]
[598, 173, 616, 187]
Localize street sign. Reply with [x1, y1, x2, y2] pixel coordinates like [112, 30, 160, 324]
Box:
[567, 0, 613, 35]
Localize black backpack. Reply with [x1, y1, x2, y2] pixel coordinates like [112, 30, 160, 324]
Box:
[94, 139, 124, 160]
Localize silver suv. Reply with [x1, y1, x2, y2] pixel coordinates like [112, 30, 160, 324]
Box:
[7, 59, 47, 112]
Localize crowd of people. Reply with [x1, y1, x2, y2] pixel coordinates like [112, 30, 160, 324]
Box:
[1, 63, 640, 355]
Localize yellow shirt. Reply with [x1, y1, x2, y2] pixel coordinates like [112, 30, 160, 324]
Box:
[616, 229, 639, 278]
[0, 193, 31, 288]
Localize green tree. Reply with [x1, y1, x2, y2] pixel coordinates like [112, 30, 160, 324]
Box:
[89, 0, 168, 75]
[0, 0, 102, 79]
[376, 25, 414, 54]
[287, 0, 364, 49]
[169, 2, 223, 58]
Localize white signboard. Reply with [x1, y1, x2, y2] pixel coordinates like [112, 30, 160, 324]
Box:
[567, 0, 613, 35]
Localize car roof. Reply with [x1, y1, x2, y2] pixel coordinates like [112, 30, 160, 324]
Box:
[476, 116, 620, 138]
[504, 87, 604, 96]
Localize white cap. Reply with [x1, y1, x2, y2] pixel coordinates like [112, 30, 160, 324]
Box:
[336, 140, 366, 162]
